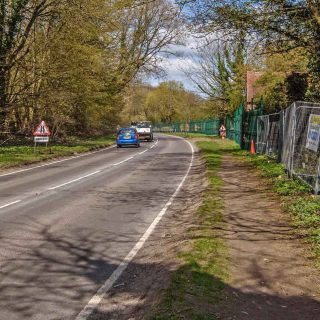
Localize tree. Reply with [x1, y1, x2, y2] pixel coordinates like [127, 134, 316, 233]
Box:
[0, 0, 184, 137]
[182, 0, 320, 101]
[121, 83, 154, 125]
[106, 0, 182, 93]
[254, 49, 308, 113]
[144, 81, 202, 123]
[0, 0, 57, 133]
[184, 37, 246, 117]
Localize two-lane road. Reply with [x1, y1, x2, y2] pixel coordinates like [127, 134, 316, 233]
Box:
[0, 135, 193, 320]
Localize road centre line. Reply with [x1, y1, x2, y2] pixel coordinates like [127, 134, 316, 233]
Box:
[0, 138, 158, 179]
[50, 144, 154, 189]
[0, 200, 22, 209]
[49, 170, 101, 190]
[0, 145, 116, 178]
[113, 156, 134, 166]
[0, 139, 159, 210]
[75, 137, 194, 320]
[48, 145, 153, 189]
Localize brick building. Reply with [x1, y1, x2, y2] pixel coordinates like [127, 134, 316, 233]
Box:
[246, 71, 264, 111]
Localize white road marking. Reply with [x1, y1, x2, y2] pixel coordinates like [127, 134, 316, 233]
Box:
[113, 156, 134, 166]
[75, 137, 194, 320]
[49, 171, 101, 190]
[0, 145, 115, 178]
[0, 139, 158, 209]
[0, 200, 22, 209]
[0, 137, 159, 179]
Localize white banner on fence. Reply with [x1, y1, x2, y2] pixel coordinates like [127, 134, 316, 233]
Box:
[306, 114, 320, 152]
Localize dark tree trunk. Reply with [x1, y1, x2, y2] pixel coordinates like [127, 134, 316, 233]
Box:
[0, 64, 7, 134]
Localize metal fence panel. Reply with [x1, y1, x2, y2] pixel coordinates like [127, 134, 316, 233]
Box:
[154, 119, 220, 135]
[290, 102, 320, 192]
[282, 103, 297, 171]
[257, 113, 280, 158]
[155, 100, 320, 194]
[257, 115, 269, 154]
[257, 101, 320, 193]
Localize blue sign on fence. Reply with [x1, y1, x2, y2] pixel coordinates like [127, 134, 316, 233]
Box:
[306, 114, 320, 152]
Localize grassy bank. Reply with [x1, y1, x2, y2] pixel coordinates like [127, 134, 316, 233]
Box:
[149, 138, 238, 320]
[0, 135, 114, 169]
[164, 132, 218, 139]
[150, 134, 320, 319]
[239, 151, 320, 262]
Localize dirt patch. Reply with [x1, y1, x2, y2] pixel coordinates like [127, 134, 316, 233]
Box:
[88, 144, 207, 320]
[218, 155, 320, 320]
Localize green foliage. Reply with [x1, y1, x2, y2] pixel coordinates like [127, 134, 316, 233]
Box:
[274, 178, 311, 196]
[123, 81, 204, 124]
[186, 0, 320, 103]
[288, 198, 320, 227]
[254, 50, 308, 113]
[0, 0, 182, 138]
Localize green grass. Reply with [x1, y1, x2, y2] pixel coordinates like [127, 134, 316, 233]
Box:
[165, 132, 217, 139]
[238, 151, 320, 261]
[149, 138, 238, 320]
[0, 135, 115, 169]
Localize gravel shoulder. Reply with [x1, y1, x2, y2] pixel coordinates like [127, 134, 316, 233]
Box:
[219, 155, 320, 320]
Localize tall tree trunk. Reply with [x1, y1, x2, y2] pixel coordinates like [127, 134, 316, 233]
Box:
[0, 63, 8, 134]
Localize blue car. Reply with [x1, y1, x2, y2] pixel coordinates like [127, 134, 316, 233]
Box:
[117, 128, 140, 148]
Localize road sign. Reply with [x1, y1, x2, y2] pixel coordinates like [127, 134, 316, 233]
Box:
[34, 136, 50, 143]
[33, 120, 51, 136]
[306, 114, 320, 152]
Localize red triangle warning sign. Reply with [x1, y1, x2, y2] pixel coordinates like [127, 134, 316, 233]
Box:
[33, 120, 51, 136]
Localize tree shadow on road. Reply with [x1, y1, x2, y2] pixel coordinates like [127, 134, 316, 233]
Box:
[2, 212, 319, 320]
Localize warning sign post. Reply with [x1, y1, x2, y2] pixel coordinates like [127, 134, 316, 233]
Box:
[33, 120, 51, 151]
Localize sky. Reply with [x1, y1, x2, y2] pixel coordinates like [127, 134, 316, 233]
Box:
[146, 35, 202, 94]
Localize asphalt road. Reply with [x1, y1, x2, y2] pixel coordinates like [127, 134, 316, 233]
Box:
[0, 135, 193, 320]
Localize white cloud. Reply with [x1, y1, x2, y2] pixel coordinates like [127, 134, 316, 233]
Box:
[146, 34, 203, 93]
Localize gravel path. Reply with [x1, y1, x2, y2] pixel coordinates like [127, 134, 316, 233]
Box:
[219, 155, 320, 320]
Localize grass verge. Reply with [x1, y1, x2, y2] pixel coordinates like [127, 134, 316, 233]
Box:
[149, 138, 238, 320]
[0, 135, 115, 169]
[237, 151, 320, 262]
[164, 132, 218, 139]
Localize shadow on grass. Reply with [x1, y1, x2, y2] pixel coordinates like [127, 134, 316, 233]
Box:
[89, 258, 320, 320]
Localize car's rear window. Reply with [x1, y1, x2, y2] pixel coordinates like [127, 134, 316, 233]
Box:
[119, 129, 135, 134]
[137, 123, 151, 128]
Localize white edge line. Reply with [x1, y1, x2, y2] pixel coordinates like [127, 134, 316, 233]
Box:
[75, 137, 194, 320]
[49, 170, 101, 190]
[0, 200, 22, 209]
[0, 145, 115, 178]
